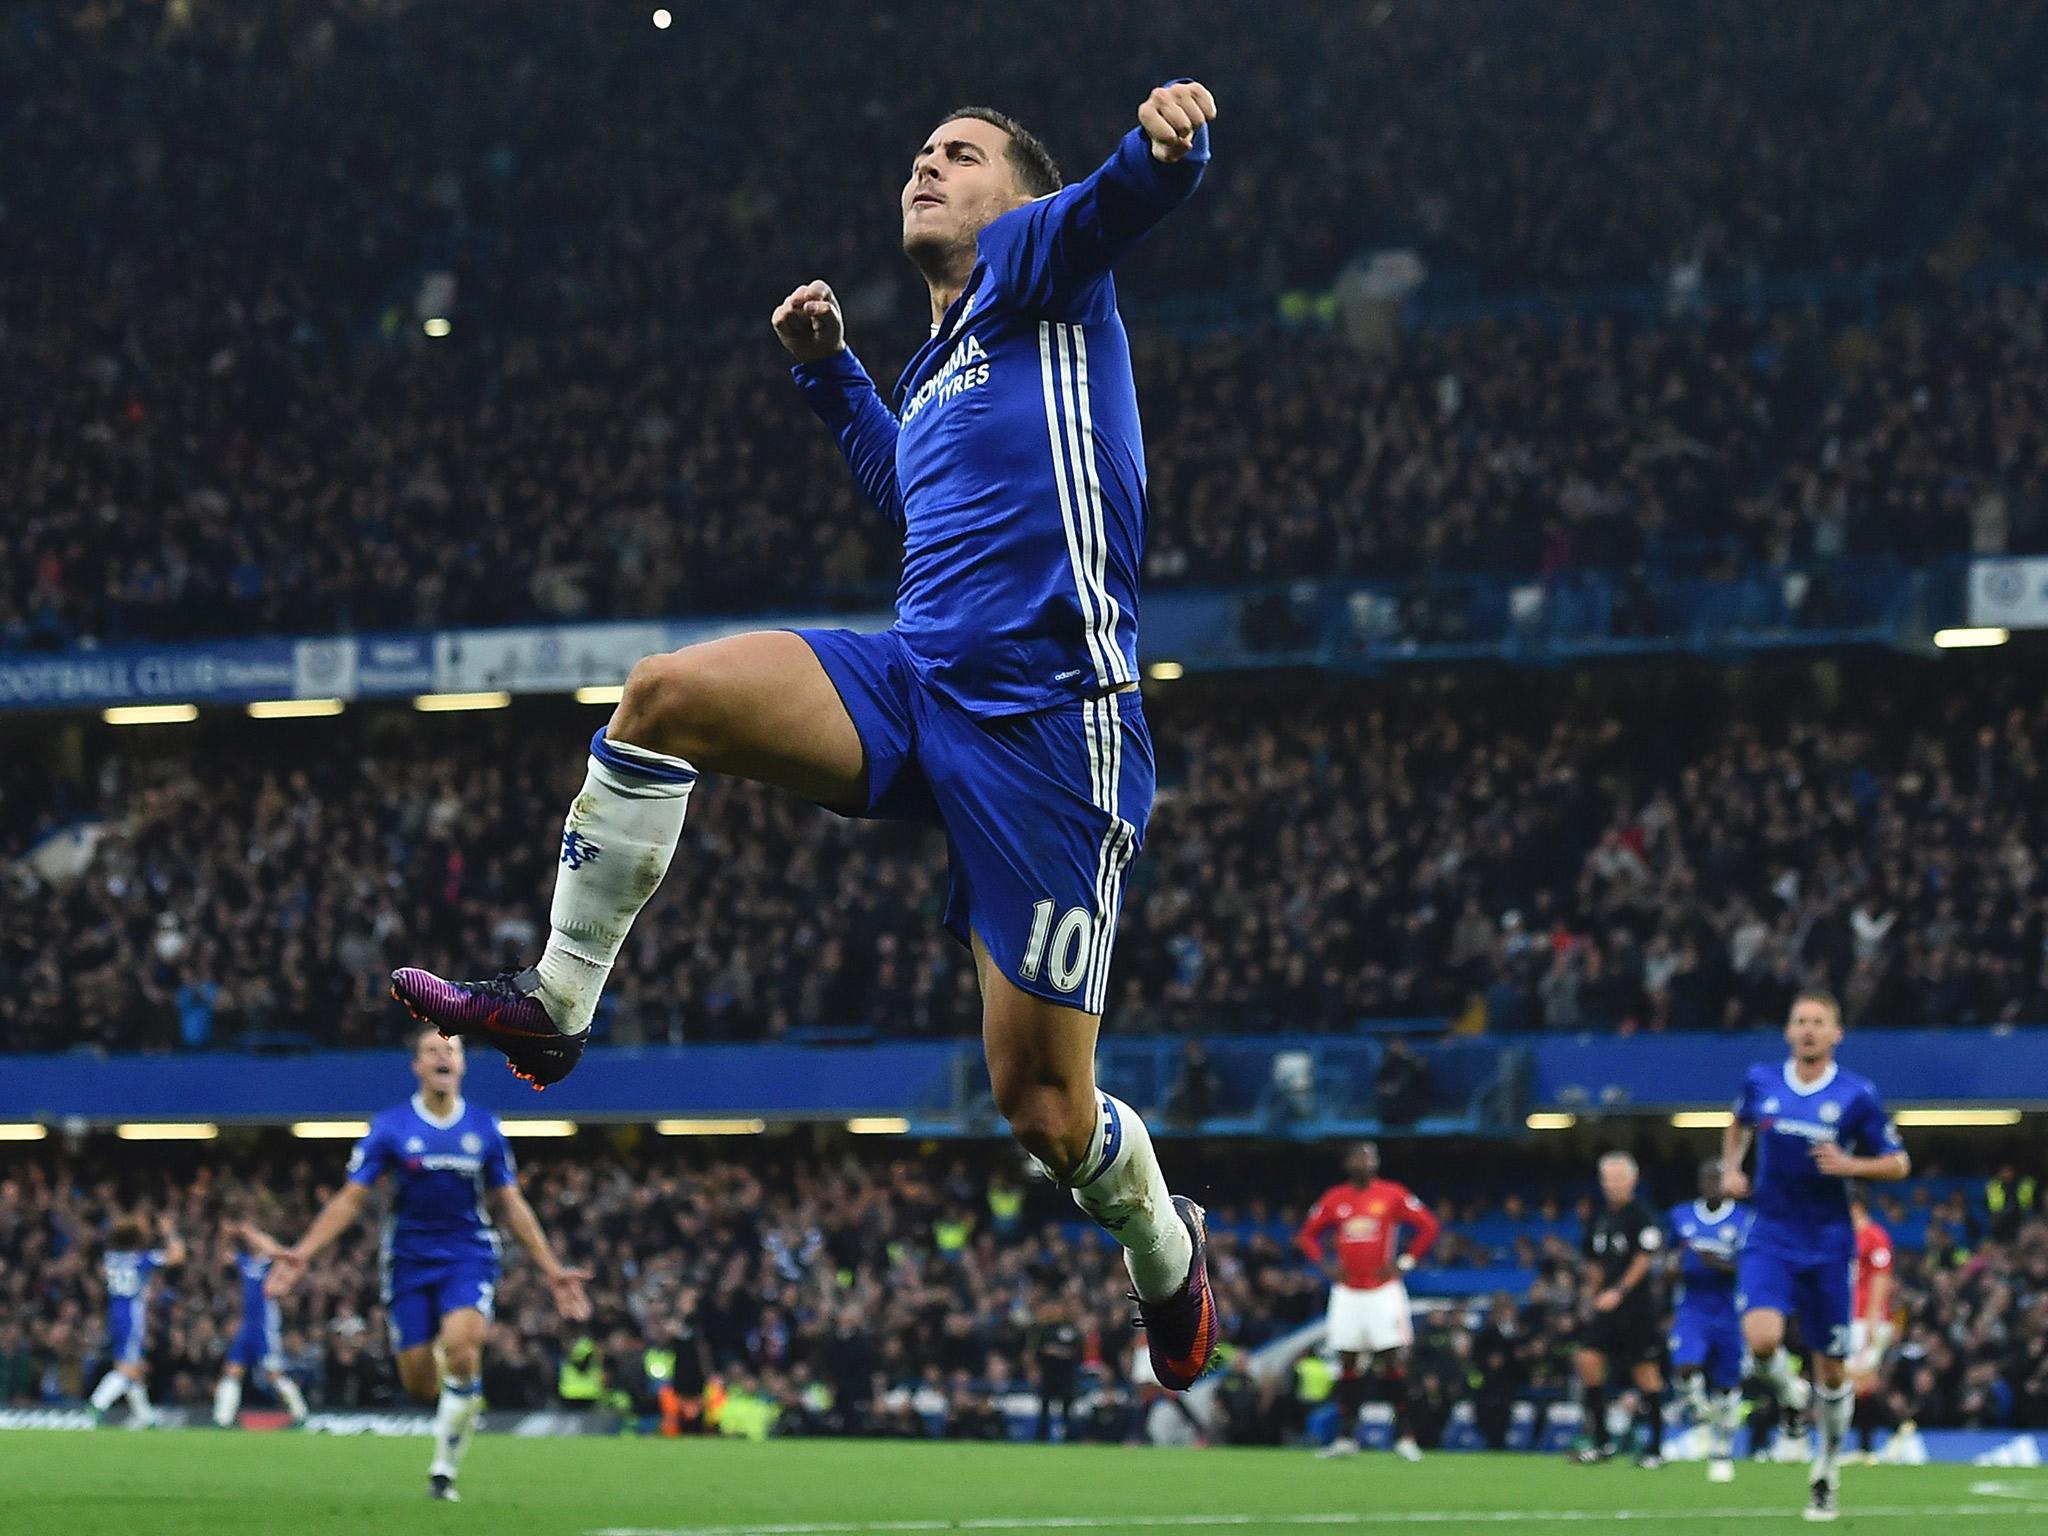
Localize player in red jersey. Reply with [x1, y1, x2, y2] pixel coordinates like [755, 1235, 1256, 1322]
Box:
[1847, 1186, 1895, 1384]
[1845, 1187, 1897, 1462]
[1295, 1141, 1442, 1461]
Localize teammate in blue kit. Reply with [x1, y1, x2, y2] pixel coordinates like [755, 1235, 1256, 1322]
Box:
[211, 1218, 309, 1428]
[1666, 1158, 1752, 1484]
[1721, 989, 1908, 1523]
[391, 80, 1222, 1388]
[87, 1214, 186, 1426]
[267, 1028, 590, 1501]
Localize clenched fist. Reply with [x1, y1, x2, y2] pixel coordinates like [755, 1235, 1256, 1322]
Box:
[772, 280, 846, 363]
[1139, 81, 1218, 163]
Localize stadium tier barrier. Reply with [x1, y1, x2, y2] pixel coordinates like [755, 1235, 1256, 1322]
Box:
[1, 555, 2016, 712]
[3, 1028, 2040, 1126]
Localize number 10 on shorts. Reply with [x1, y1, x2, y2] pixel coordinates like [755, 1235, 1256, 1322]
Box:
[1020, 899, 1095, 994]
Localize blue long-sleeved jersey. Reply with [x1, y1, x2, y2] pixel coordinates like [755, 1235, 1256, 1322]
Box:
[1667, 1198, 1752, 1306]
[105, 1247, 168, 1347]
[1735, 1060, 1904, 1263]
[346, 1093, 515, 1267]
[793, 116, 1208, 716]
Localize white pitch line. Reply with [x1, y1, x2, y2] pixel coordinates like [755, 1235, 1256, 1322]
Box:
[587, 1502, 2048, 1536]
[1972, 1480, 2048, 1500]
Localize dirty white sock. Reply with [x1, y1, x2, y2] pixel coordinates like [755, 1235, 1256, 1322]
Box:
[1814, 1381, 1854, 1482]
[273, 1372, 309, 1421]
[533, 731, 695, 1033]
[428, 1375, 484, 1479]
[1066, 1092, 1194, 1301]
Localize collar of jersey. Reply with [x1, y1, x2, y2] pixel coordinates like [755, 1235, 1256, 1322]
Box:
[1694, 1199, 1735, 1223]
[411, 1091, 466, 1130]
[899, 266, 989, 402]
[1781, 1059, 1838, 1096]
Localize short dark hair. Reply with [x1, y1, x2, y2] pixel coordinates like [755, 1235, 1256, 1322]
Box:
[936, 106, 1062, 198]
[108, 1217, 146, 1251]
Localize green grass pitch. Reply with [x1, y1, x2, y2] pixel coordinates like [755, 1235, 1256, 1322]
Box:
[7, 1432, 2048, 1536]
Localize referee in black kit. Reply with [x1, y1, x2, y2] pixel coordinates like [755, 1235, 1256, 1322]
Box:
[1572, 1151, 1668, 1466]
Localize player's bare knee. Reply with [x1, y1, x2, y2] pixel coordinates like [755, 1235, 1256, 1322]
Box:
[617, 646, 751, 766]
[612, 652, 702, 756]
[443, 1344, 483, 1380]
[999, 1084, 1092, 1176]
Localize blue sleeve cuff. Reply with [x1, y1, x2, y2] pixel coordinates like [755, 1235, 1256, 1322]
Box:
[791, 348, 872, 388]
[1109, 122, 1209, 194]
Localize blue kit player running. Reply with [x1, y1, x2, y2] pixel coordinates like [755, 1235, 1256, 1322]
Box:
[212, 1218, 309, 1427]
[87, 1214, 186, 1426]
[1722, 989, 1908, 1523]
[1666, 1157, 1752, 1483]
[391, 81, 1223, 1389]
[267, 1028, 590, 1501]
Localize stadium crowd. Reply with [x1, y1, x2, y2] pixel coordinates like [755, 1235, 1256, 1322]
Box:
[8, 663, 2048, 1056]
[7, 1, 2048, 647]
[4, 1139, 2046, 1443]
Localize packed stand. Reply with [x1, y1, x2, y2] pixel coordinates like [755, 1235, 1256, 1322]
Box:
[5, 1139, 2046, 1441]
[4, 662, 2047, 1057]
[8, 1, 2048, 648]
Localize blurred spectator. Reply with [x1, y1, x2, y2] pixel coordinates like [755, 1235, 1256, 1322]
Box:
[1165, 1042, 1223, 1129]
[9, 2, 2048, 651]
[1373, 1038, 1429, 1127]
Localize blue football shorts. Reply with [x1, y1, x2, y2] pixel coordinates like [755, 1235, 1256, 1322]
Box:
[383, 1260, 498, 1354]
[1669, 1298, 1745, 1389]
[1737, 1244, 1855, 1358]
[225, 1313, 284, 1373]
[108, 1311, 146, 1367]
[794, 627, 1154, 1014]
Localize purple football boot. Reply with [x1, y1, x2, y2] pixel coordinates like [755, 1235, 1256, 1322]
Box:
[389, 966, 586, 1090]
[1131, 1196, 1220, 1391]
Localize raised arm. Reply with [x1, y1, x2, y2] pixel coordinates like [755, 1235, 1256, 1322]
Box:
[978, 81, 1216, 319]
[155, 1217, 188, 1270]
[775, 280, 905, 530]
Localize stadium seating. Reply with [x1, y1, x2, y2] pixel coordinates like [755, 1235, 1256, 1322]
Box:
[7, 2, 2048, 649]
[9, 661, 2048, 1056]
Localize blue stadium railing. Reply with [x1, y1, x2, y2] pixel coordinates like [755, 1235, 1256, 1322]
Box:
[0, 552, 1986, 712]
[5, 1028, 2040, 1129]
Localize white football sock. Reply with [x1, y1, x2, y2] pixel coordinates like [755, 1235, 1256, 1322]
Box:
[214, 1375, 242, 1427]
[429, 1377, 484, 1479]
[533, 737, 695, 1034]
[1759, 1347, 1806, 1406]
[1067, 1092, 1193, 1302]
[124, 1379, 153, 1422]
[272, 1372, 309, 1421]
[1814, 1382, 1854, 1482]
[90, 1370, 129, 1413]
[1678, 1373, 1708, 1419]
[1711, 1388, 1744, 1460]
